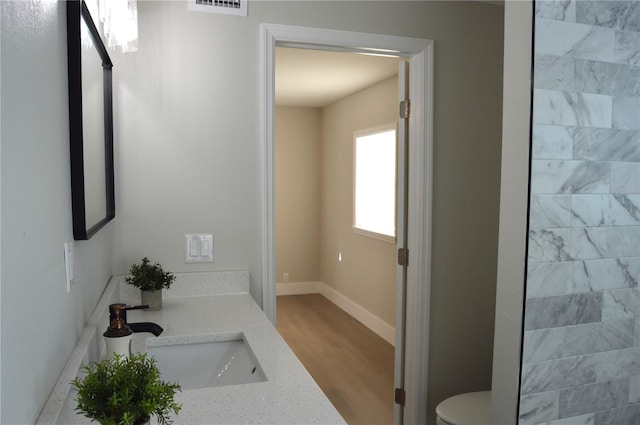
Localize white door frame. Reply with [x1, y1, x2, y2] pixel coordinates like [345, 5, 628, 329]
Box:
[260, 23, 433, 425]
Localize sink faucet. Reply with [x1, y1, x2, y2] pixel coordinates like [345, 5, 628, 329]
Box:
[103, 303, 163, 357]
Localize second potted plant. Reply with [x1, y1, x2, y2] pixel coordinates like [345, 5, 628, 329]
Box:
[126, 257, 175, 310]
[72, 352, 181, 425]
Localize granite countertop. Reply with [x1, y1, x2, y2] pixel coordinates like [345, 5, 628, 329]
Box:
[37, 272, 346, 425]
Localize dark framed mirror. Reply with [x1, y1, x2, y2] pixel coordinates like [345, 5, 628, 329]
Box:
[67, 0, 115, 240]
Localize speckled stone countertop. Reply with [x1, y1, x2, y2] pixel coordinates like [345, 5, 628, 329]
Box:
[37, 271, 346, 425]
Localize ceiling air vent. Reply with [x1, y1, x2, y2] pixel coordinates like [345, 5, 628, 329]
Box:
[188, 0, 248, 17]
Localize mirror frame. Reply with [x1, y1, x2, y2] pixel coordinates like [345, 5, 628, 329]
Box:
[67, 0, 115, 240]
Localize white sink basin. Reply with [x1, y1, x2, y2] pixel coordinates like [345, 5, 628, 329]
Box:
[145, 334, 267, 390]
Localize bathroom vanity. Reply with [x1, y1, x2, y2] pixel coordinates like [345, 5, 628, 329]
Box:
[36, 271, 346, 424]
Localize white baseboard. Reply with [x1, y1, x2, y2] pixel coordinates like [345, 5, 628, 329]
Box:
[320, 284, 396, 347]
[277, 281, 395, 346]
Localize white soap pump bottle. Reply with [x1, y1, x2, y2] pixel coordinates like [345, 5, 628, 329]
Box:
[103, 303, 148, 357]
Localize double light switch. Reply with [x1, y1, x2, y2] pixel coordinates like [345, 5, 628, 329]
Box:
[184, 234, 214, 263]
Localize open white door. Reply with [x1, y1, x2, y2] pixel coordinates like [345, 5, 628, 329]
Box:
[393, 60, 410, 425]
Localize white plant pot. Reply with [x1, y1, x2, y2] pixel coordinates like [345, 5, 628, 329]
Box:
[141, 289, 162, 310]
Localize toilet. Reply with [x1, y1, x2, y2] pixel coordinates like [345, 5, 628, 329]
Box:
[435, 391, 491, 425]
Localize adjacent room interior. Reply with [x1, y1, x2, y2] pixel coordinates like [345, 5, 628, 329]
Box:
[273, 47, 399, 424]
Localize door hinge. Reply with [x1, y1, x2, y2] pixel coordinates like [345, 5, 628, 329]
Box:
[398, 248, 409, 267]
[395, 388, 406, 406]
[399, 99, 411, 119]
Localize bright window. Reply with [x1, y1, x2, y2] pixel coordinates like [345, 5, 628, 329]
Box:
[353, 125, 397, 242]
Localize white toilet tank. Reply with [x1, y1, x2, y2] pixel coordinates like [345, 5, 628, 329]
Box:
[435, 391, 491, 425]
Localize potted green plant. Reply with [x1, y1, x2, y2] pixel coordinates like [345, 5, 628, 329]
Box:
[71, 353, 181, 425]
[126, 257, 175, 310]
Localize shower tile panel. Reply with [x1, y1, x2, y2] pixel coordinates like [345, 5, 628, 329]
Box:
[523, 328, 565, 363]
[519, 391, 560, 425]
[615, 30, 640, 65]
[569, 227, 640, 260]
[527, 262, 573, 298]
[563, 162, 611, 194]
[569, 228, 608, 260]
[530, 195, 573, 229]
[570, 195, 607, 227]
[549, 413, 595, 425]
[572, 258, 640, 293]
[634, 318, 640, 346]
[628, 375, 640, 402]
[603, 288, 640, 320]
[536, 0, 576, 22]
[593, 403, 640, 425]
[521, 355, 598, 395]
[575, 59, 640, 97]
[612, 97, 640, 129]
[524, 2, 640, 423]
[609, 195, 640, 224]
[573, 128, 640, 162]
[528, 229, 573, 262]
[563, 319, 634, 356]
[576, 1, 640, 32]
[532, 125, 574, 160]
[604, 227, 640, 257]
[594, 347, 640, 382]
[535, 19, 615, 62]
[533, 90, 612, 127]
[611, 163, 640, 193]
[558, 379, 629, 419]
[568, 194, 640, 227]
[530, 160, 610, 194]
[534, 54, 576, 91]
[588, 194, 640, 226]
[524, 292, 602, 330]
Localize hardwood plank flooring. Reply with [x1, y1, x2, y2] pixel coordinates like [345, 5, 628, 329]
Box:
[276, 294, 394, 425]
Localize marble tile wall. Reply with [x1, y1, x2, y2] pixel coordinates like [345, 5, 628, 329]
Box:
[520, 1, 640, 424]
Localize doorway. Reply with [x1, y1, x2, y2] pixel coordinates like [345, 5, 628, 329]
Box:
[274, 46, 399, 424]
[261, 23, 434, 425]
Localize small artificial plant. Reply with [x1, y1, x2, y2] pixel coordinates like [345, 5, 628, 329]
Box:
[126, 257, 176, 292]
[71, 352, 181, 425]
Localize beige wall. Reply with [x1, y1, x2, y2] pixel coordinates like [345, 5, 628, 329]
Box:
[320, 77, 398, 327]
[275, 77, 398, 328]
[275, 106, 322, 283]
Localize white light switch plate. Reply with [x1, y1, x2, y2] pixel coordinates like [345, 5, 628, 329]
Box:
[184, 234, 214, 263]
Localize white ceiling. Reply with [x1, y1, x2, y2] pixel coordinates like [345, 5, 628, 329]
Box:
[275, 47, 400, 108]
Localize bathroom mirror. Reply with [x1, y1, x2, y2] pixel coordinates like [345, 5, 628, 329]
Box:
[67, 0, 115, 240]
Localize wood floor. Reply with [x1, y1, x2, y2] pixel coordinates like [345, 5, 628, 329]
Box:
[276, 294, 395, 425]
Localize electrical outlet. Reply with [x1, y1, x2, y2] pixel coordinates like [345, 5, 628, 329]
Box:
[283, 273, 289, 283]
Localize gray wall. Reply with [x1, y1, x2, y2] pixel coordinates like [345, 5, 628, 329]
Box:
[1, 2, 114, 423]
[275, 106, 322, 284]
[520, 1, 640, 423]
